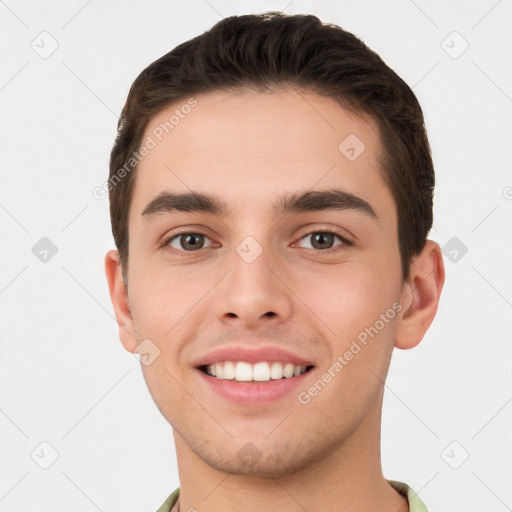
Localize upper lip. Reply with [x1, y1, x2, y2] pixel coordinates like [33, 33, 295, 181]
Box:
[192, 345, 316, 368]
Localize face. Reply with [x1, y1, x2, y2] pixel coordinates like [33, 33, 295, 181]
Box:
[117, 88, 408, 477]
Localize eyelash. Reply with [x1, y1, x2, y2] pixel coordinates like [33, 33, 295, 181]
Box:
[161, 228, 353, 256]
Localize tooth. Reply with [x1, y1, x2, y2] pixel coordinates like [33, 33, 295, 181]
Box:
[222, 361, 235, 379]
[283, 363, 294, 378]
[206, 361, 311, 381]
[270, 362, 284, 379]
[253, 362, 271, 381]
[235, 362, 253, 381]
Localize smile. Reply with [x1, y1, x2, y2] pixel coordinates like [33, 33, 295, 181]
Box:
[201, 361, 314, 381]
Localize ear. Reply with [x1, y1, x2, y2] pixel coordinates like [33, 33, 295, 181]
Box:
[394, 240, 445, 349]
[104, 250, 138, 353]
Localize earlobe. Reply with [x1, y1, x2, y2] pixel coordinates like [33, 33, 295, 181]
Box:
[394, 240, 445, 350]
[104, 250, 138, 353]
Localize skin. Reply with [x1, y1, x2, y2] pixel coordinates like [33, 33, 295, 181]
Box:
[105, 88, 444, 512]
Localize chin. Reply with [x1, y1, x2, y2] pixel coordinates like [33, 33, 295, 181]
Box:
[188, 434, 331, 479]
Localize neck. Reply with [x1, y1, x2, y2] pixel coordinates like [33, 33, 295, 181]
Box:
[173, 388, 408, 512]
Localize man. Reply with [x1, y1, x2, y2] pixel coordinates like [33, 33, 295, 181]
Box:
[105, 12, 444, 512]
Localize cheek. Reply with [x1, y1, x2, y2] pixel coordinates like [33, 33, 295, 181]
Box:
[293, 260, 400, 392]
[295, 273, 399, 419]
[139, 356, 191, 430]
[297, 260, 399, 330]
[128, 256, 213, 337]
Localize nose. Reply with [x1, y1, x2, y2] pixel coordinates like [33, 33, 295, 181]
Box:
[213, 239, 294, 330]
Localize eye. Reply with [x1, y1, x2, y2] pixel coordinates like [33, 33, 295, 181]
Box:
[295, 229, 351, 253]
[165, 232, 214, 252]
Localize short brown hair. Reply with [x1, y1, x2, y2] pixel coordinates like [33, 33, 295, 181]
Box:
[109, 12, 434, 282]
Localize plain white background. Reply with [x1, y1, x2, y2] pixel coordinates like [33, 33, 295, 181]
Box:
[1, 1, 511, 510]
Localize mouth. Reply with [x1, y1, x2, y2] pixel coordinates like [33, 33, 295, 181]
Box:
[197, 361, 315, 382]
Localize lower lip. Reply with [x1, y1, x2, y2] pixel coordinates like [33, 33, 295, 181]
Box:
[195, 368, 313, 405]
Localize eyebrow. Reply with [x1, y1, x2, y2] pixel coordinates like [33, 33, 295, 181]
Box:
[141, 188, 377, 221]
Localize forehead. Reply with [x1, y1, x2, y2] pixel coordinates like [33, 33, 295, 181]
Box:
[130, 88, 393, 223]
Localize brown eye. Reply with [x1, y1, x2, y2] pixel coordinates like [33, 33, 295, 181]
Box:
[295, 230, 351, 253]
[310, 232, 336, 250]
[167, 233, 212, 251]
